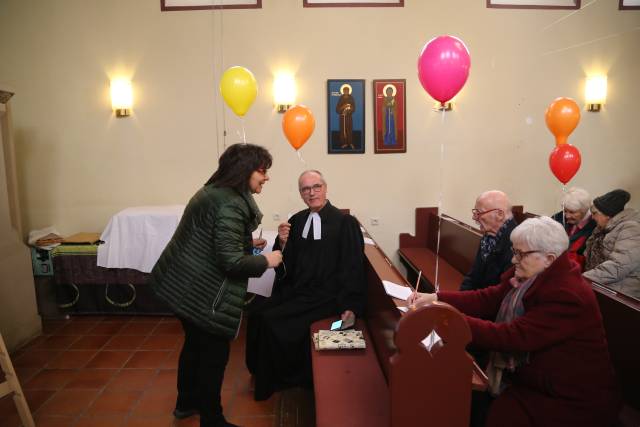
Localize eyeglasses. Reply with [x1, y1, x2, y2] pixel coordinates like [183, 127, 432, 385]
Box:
[512, 249, 541, 261]
[299, 183, 324, 195]
[471, 208, 501, 219]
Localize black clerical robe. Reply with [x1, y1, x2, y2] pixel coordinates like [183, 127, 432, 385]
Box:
[245, 201, 366, 401]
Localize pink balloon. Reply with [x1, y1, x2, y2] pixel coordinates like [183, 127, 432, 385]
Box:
[418, 35, 471, 105]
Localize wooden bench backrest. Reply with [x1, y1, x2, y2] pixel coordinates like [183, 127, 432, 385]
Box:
[592, 285, 640, 411]
[439, 215, 482, 274]
[390, 303, 473, 427]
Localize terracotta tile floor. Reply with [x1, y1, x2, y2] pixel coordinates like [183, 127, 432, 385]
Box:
[0, 316, 278, 427]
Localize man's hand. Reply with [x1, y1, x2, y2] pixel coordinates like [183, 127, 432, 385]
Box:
[278, 222, 291, 247]
[341, 310, 355, 323]
[252, 238, 267, 250]
[264, 250, 283, 268]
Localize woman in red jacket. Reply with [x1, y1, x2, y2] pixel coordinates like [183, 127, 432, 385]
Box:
[410, 216, 620, 427]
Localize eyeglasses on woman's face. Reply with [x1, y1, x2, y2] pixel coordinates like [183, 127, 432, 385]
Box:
[299, 183, 324, 196]
[512, 249, 541, 261]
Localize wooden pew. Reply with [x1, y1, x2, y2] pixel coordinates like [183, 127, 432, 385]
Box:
[310, 228, 488, 427]
[398, 207, 523, 292]
[591, 284, 640, 424]
[398, 209, 640, 424]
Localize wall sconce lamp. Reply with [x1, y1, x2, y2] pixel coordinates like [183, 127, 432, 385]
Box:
[110, 78, 133, 117]
[274, 74, 296, 113]
[434, 102, 453, 112]
[585, 75, 607, 112]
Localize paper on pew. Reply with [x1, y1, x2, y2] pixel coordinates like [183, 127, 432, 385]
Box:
[363, 237, 375, 246]
[382, 280, 412, 301]
[421, 331, 442, 352]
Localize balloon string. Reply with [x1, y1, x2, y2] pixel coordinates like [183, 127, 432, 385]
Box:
[434, 107, 446, 294]
[561, 185, 567, 228]
[297, 150, 306, 165]
[241, 117, 247, 144]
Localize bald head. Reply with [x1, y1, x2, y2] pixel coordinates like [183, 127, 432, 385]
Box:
[473, 190, 513, 235]
[477, 191, 512, 218]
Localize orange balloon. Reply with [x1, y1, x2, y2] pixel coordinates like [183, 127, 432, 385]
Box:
[282, 105, 315, 150]
[545, 97, 581, 145]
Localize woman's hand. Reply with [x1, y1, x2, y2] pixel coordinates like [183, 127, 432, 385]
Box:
[277, 222, 291, 247]
[252, 238, 267, 250]
[341, 310, 355, 323]
[264, 250, 283, 268]
[406, 292, 437, 309]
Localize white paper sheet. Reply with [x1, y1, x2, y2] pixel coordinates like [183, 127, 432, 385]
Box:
[397, 306, 409, 313]
[247, 230, 278, 297]
[382, 280, 412, 301]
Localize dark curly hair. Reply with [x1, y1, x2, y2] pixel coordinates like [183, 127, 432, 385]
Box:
[205, 143, 272, 192]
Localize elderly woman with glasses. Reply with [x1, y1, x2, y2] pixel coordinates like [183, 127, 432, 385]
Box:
[551, 187, 596, 270]
[409, 216, 620, 427]
[584, 189, 640, 299]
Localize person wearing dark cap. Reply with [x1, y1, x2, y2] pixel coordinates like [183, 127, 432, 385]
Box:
[584, 189, 640, 298]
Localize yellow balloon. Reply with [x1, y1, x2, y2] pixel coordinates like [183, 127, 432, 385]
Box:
[219, 66, 258, 117]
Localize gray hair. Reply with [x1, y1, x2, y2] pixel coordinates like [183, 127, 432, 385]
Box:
[562, 187, 591, 212]
[510, 216, 569, 257]
[298, 170, 326, 185]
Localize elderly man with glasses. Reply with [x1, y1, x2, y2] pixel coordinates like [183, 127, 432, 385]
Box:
[245, 170, 366, 401]
[461, 190, 518, 291]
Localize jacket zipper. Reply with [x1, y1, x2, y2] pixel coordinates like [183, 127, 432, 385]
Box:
[211, 279, 227, 314]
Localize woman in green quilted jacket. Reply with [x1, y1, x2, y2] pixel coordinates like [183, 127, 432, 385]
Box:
[150, 143, 282, 427]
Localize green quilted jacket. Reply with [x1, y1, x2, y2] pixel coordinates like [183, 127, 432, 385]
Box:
[150, 185, 268, 338]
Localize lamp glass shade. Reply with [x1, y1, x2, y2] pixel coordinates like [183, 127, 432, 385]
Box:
[273, 74, 296, 106]
[111, 79, 133, 111]
[585, 76, 607, 104]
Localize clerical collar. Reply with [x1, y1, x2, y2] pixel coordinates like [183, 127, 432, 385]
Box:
[302, 212, 321, 240]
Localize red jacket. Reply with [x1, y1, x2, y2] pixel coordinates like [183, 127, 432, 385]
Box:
[439, 252, 620, 427]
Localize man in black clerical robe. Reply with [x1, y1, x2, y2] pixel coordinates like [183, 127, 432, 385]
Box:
[245, 170, 366, 401]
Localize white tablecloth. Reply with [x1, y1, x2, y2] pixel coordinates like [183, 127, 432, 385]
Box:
[97, 205, 277, 297]
[97, 205, 185, 273]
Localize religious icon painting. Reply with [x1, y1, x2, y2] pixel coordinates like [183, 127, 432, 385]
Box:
[373, 79, 406, 153]
[327, 79, 365, 154]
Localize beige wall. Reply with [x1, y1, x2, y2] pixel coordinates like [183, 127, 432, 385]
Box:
[0, 0, 638, 264]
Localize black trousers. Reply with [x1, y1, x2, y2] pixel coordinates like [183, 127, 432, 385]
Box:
[177, 317, 230, 426]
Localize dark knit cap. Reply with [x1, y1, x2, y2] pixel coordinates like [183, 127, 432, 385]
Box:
[593, 189, 630, 217]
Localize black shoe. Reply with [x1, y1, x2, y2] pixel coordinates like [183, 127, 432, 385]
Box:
[173, 407, 199, 419]
[201, 416, 240, 427]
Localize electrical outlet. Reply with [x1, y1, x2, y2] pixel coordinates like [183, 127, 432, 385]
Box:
[370, 217, 379, 226]
[273, 213, 280, 221]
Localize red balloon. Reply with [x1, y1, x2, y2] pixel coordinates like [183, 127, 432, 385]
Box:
[549, 144, 581, 184]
